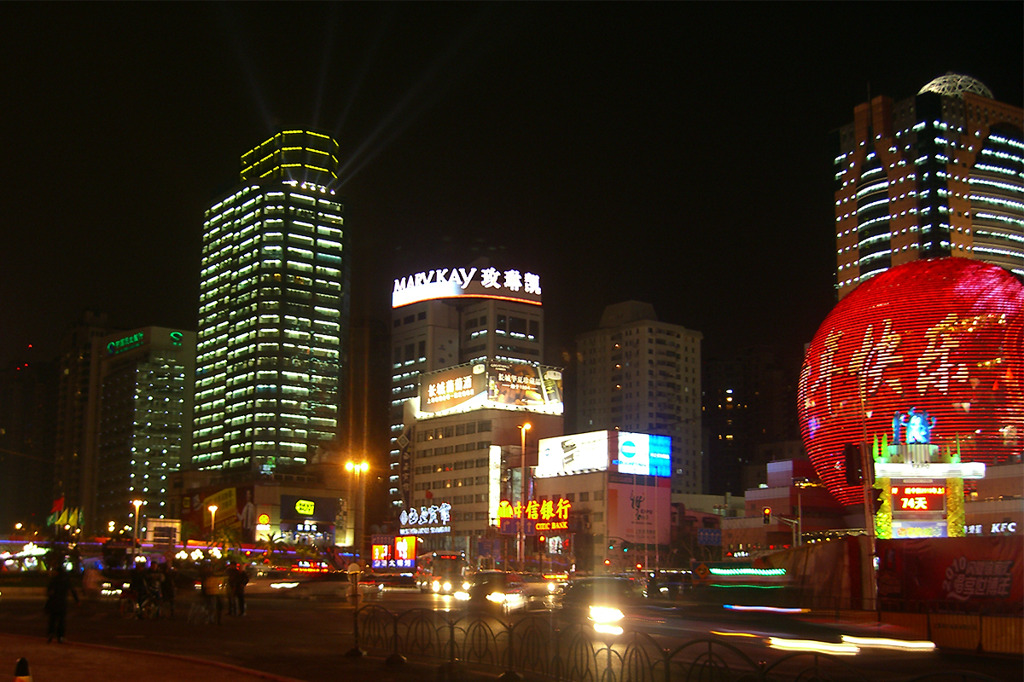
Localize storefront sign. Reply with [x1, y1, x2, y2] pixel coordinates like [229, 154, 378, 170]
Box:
[398, 502, 452, 535]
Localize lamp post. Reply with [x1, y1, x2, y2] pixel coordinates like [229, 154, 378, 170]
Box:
[208, 504, 218, 546]
[131, 499, 143, 562]
[345, 460, 369, 561]
[517, 423, 532, 572]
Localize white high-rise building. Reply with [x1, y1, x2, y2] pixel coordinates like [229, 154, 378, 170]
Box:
[576, 301, 703, 495]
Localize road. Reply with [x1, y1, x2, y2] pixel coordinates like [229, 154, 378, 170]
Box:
[0, 586, 1016, 681]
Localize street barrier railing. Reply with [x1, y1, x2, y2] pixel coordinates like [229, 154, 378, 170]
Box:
[347, 606, 1006, 682]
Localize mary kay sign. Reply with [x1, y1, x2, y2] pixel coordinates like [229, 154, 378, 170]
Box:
[393, 265, 542, 307]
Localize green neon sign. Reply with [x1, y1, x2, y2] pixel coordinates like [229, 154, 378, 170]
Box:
[107, 332, 144, 355]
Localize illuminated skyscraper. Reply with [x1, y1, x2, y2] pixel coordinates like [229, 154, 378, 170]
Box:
[834, 73, 1023, 299]
[193, 130, 349, 475]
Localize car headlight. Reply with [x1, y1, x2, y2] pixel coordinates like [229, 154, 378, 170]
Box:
[589, 605, 625, 636]
[589, 605, 624, 624]
[431, 581, 441, 592]
[486, 591, 506, 604]
[442, 581, 452, 592]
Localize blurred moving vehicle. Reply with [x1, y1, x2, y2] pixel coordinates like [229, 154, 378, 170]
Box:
[558, 576, 650, 635]
[644, 569, 693, 600]
[459, 571, 562, 613]
[415, 551, 470, 595]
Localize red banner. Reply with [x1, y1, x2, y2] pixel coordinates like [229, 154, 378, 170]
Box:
[877, 536, 1023, 609]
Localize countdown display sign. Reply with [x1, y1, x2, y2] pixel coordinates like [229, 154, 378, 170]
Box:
[797, 259, 1024, 507]
[892, 485, 946, 513]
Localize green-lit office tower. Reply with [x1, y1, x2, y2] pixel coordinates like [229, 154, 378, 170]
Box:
[192, 130, 349, 474]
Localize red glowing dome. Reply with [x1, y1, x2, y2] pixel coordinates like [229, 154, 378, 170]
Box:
[798, 259, 1024, 507]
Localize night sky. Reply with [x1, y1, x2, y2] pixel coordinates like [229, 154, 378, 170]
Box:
[2, 3, 1021, 368]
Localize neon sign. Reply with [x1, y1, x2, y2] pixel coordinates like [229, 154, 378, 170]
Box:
[497, 497, 572, 524]
[393, 265, 542, 307]
[399, 502, 452, 535]
[107, 331, 144, 355]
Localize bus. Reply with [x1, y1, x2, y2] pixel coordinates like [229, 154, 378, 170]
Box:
[414, 551, 469, 594]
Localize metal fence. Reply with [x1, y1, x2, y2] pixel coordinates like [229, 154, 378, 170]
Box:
[346, 605, 1004, 682]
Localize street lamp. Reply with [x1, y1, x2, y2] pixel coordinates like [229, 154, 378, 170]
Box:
[345, 460, 369, 562]
[131, 499, 143, 562]
[517, 422, 532, 572]
[208, 504, 218, 546]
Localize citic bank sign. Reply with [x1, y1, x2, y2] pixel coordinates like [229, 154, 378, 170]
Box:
[498, 497, 572, 532]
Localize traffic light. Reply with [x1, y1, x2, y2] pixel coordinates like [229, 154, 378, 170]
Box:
[622, 542, 631, 553]
[871, 488, 884, 515]
[844, 443, 862, 486]
[537, 535, 546, 551]
[762, 507, 771, 525]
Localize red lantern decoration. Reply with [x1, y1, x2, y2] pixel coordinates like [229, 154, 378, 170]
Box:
[798, 259, 1024, 507]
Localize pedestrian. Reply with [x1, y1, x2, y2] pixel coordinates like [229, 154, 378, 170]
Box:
[45, 563, 79, 643]
[129, 565, 147, 615]
[227, 562, 249, 616]
[160, 563, 176, 619]
[199, 563, 219, 622]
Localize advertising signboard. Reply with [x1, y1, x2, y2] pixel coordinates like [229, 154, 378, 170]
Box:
[417, 361, 563, 418]
[614, 432, 671, 477]
[876, 536, 1023, 606]
[536, 431, 672, 478]
[279, 494, 340, 522]
[181, 485, 257, 542]
[536, 431, 610, 477]
[371, 536, 418, 569]
[393, 265, 543, 308]
[606, 477, 671, 547]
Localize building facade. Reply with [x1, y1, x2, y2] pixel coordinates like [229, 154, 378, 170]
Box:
[0, 358, 56, 532]
[192, 130, 349, 476]
[54, 312, 116, 517]
[575, 301, 703, 496]
[85, 327, 195, 536]
[834, 73, 1024, 299]
[388, 261, 546, 511]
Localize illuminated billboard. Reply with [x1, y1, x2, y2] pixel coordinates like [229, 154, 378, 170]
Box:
[372, 535, 417, 569]
[615, 432, 671, 477]
[393, 265, 542, 308]
[797, 259, 1024, 507]
[536, 430, 671, 478]
[417, 361, 563, 418]
[536, 431, 609, 477]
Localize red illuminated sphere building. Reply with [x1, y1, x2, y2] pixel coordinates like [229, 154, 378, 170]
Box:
[798, 258, 1023, 507]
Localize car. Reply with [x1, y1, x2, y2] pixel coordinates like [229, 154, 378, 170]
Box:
[557, 576, 650, 635]
[459, 571, 564, 613]
[368, 572, 419, 593]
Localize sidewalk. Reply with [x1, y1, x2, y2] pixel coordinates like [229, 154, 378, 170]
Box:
[0, 632, 505, 682]
[0, 633, 299, 682]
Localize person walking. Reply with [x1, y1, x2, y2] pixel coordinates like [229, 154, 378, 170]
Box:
[227, 562, 249, 616]
[45, 563, 79, 643]
[160, 563, 176, 619]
